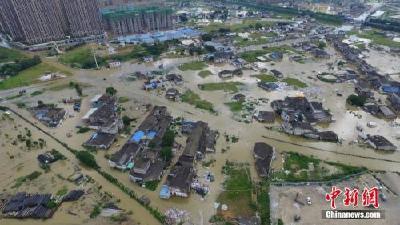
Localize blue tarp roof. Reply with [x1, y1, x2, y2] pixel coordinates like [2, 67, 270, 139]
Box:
[382, 85, 400, 94]
[159, 185, 170, 199]
[147, 131, 157, 139]
[131, 131, 145, 143]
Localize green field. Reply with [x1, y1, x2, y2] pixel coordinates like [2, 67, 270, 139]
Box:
[181, 90, 214, 112]
[225, 101, 244, 112]
[355, 30, 400, 48]
[178, 61, 207, 71]
[59, 46, 106, 69]
[0, 63, 72, 90]
[240, 45, 295, 62]
[252, 74, 278, 82]
[201, 19, 275, 33]
[283, 78, 307, 88]
[218, 162, 254, 217]
[0, 47, 26, 63]
[272, 152, 367, 182]
[198, 82, 243, 93]
[198, 70, 212, 78]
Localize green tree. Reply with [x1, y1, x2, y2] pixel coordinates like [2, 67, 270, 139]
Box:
[76, 151, 99, 169]
[346, 94, 366, 107]
[106, 87, 117, 96]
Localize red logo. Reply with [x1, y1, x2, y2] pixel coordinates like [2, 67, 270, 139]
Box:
[326, 186, 379, 209]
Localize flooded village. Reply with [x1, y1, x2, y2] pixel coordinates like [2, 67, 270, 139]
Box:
[0, 0, 400, 225]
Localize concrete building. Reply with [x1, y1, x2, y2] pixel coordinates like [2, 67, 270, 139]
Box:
[0, 0, 102, 45]
[101, 6, 174, 36]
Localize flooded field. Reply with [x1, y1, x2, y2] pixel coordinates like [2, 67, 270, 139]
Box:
[1, 47, 400, 225]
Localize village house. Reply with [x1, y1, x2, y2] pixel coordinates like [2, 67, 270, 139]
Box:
[258, 82, 279, 92]
[253, 142, 275, 178]
[30, 103, 67, 128]
[388, 93, 400, 113]
[271, 96, 332, 124]
[254, 111, 276, 123]
[366, 135, 397, 151]
[109, 142, 142, 170]
[270, 69, 283, 78]
[165, 88, 180, 101]
[165, 164, 194, 198]
[83, 94, 122, 134]
[165, 74, 183, 85]
[83, 132, 116, 150]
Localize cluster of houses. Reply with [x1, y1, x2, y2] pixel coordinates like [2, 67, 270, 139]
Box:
[0, 191, 83, 219]
[82, 94, 122, 150]
[30, 102, 67, 128]
[108, 106, 172, 186]
[271, 96, 339, 142]
[329, 35, 399, 120]
[160, 121, 218, 199]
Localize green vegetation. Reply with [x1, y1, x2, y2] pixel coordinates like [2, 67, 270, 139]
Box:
[346, 94, 367, 107]
[50, 149, 66, 161]
[144, 180, 160, 191]
[0, 62, 72, 90]
[90, 204, 102, 218]
[181, 90, 214, 112]
[118, 96, 130, 103]
[77, 127, 91, 134]
[240, 45, 294, 63]
[106, 86, 117, 96]
[198, 70, 212, 78]
[0, 47, 26, 63]
[354, 29, 400, 48]
[226, 0, 344, 25]
[253, 74, 278, 83]
[56, 186, 68, 196]
[0, 55, 41, 76]
[257, 181, 270, 225]
[75, 151, 99, 169]
[13, 171, 42, 188]
[218, 161, 254, 217]
[30, 90, 45, 96]
[178, 61, 207, 71]
[198, 82, 243, 93]
[272, 152, 367, 182]
[225, 101, 244, 112]
[59, 46, 105, 69]
[202, 19, 275, 33]
[283, 78, 307, 88]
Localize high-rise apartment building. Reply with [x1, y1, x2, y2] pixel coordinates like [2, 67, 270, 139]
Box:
[0, 0, 103, 45]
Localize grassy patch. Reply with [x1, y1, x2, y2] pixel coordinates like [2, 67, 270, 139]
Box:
[59, 46, 105, 69]
[225, 101, 244, 112]
[272, 152, 367, 182]
[178, 61, 207, 71]
[0, 63, 72, 90]
[118, 96, 130, 103]
[253, 74, 278, 82]
[0, 47, 26, 63]
[198, 70, 212, 78]
[31, 89, 45, 96]
[201, 19, 275, 33]
[198, 82, 243, 93]
[12, 171, 42, 188]
[218, 162, 254, 218]
[240, 45, 295, 63]
[355, 30, 400, 48]
[283, 78, 307, 88]
[181, 90, 214, 112]
[56, 186, 68, 196]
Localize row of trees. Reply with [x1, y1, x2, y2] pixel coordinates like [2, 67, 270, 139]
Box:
[0, 55, 41, 77]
